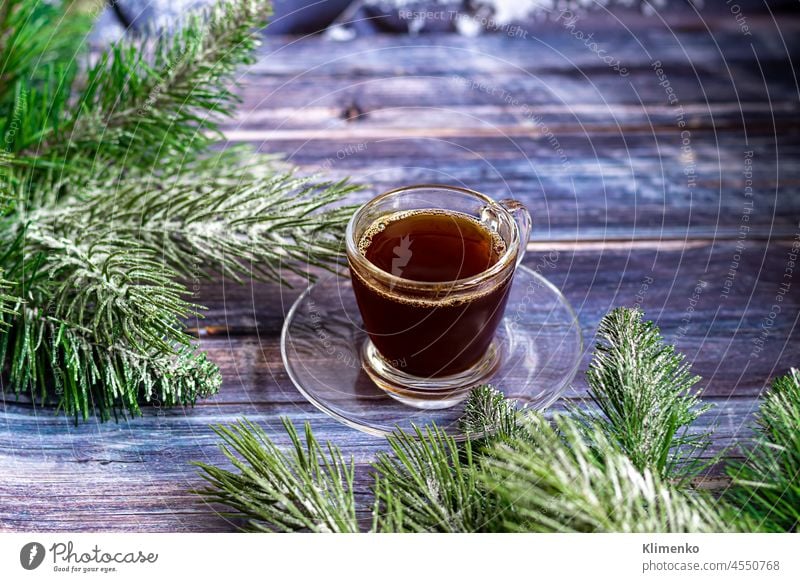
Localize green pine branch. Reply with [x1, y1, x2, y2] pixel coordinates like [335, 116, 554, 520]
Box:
[26, 229, 198, 352]
[0, 0, 358, 420]
[372, 425, 499, 532]
[0, 271, 15, 322]
[0, 221, 219, 419]
[580, 307, 712, 481]
[9, 0, 274, 183]
[458, 381, 521, 443]
[193, 418, 359, 533]
[193, 308, 798, 533]
[26, 165, 359, 285]
[725, 368, 800, 532]
[0, 312, 219, 420]
[482, 413, 730, 533]
[194, 385, 732, 533]
[372, 386, 523, 532]
[0, 0, 92, 104]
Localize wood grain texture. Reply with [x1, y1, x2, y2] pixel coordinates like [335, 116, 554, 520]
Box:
[242, 133, 800, 240]
[2, 15, 799, 532]
[227, 27, 800, 240]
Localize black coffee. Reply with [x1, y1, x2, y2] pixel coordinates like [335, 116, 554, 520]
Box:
[350, 210, 511, 377]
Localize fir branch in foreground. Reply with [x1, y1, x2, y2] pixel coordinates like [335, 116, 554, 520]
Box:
[371, 381, 724, 533]
[192, 406, 729, 533]
[481, 413, 731, 533]
[190, 309, 797, 533]
[372, 424, 500, 533]
[192, 387, 511, 533]
[193, 418, 359, 533]
[369, 384, 521, 533]
[458, 383, 521, 443]
[725, 368, 800, 532]
[580, 307, 712, 481]
[192, 381, 729, 533]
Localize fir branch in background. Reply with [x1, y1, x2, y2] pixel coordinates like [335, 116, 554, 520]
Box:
[580, 307, 712, 481]
[7, 0, 274, 183]
[24, 166, 359, 285]
[0, 0, 92, 102]
[0, 0, 358, 420]
[726, 368, 800, 532]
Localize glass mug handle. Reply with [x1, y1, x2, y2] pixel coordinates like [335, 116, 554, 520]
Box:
[497, 199, 532, 266]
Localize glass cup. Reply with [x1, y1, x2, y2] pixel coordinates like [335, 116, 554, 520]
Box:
[345, 184, 532, 409]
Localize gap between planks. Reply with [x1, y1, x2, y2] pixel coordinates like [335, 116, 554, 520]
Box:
[527, 234, 799, 250]
[222, 119, 797, 141]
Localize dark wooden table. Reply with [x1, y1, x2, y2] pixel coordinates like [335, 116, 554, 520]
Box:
[2, 11, 800, 531]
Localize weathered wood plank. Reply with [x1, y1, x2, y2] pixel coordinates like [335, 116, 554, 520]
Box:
[215, 33, 800, 242]
[2, 19, 798, 532]
[0, 394, 762, 532]
[229, 71, 799, 138]
[227, 108, 799, 139]
[233, 68, 797, 113]
[231, 133, 800, 240]
[249, 27, 800, 77]
[4, 239, 794, 410]
[175, 239, 800, 401]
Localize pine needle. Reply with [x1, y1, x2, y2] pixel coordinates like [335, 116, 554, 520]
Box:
[0, 0, 358, 420]
[579, 307, 712, 481]
[481, 413, 732, 533]
[372, 424, 502, 532]
[193, 310, 786, 533]
[193, 418, 359, 532]
[725, 368, 800, 532]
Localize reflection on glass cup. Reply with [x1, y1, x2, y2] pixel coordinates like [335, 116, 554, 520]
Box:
[346, 185, 532, 409]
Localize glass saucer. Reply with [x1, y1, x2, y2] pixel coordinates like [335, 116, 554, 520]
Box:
[280, 266, 583, 439]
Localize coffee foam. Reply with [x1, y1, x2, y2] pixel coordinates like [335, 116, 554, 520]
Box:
[353, 209, 510, 307]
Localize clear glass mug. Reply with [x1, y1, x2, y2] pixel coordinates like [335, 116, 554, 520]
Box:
[345, 184, 532, 409]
